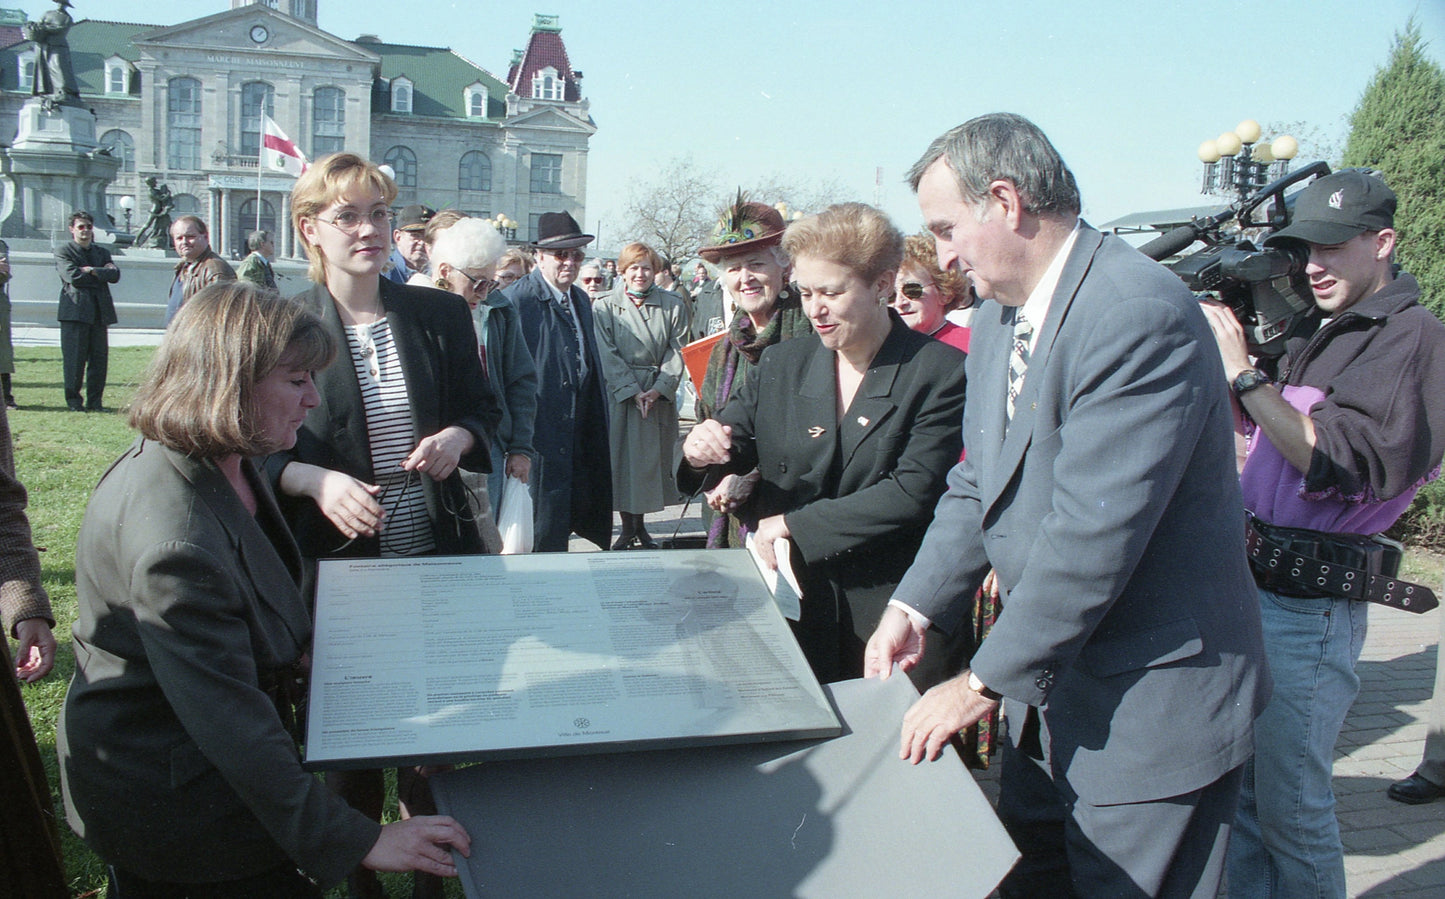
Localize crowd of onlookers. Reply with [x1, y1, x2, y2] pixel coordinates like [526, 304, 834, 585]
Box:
[5, 108, 1445, 898]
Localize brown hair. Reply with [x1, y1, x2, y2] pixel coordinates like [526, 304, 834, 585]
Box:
[129, 283, 336, 457]
[781, 202, 903, 283]
[902, 232, 973, 312]
[498, 247, 534, 274]
[616, 241, 662, 274]
[291, 152, 399, 283]
[423, 209, 469, 248]
[170, 214, 208, 236]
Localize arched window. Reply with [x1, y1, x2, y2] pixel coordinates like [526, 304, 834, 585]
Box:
[105, 59, 128, 94]
[236, 198, 277, 255]
[99, 129, 135, 173]
[167, 77, 203, 170]
[240, 81, 275, 159]
[312, 87, 345, 157]
[383, 146, 417, 203]
[465, 84, 487, 118]
[531, 66, 562, 100]
[459, 151, 491, 192]
[391, 77, 412, 114]
[18, 58, 33, 91]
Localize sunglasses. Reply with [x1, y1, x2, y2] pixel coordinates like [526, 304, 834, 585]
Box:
[897, 282, 926, 300]
[458, 270, 497, 296]
[581, 276, 605, 284]
[546, 249, 586, 262]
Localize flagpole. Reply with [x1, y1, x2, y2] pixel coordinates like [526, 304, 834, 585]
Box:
[256, 160, 263, 233]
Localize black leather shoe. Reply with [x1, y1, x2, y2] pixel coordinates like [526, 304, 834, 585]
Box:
[1387, 773, 1445, 805]
[611, 533, 638, 551]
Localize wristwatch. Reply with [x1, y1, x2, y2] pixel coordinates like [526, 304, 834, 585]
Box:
[967, 670, 1002, 702]
[1231, 368, 1273, 398]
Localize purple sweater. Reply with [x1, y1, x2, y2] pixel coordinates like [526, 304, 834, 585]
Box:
[1242, 273, 1445, 534]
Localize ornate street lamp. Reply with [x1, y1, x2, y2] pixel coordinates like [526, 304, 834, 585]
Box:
[1198, 119, 1298, 202]
[117, 194, 134, 233]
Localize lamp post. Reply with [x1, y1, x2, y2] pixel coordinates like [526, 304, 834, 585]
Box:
[118, 194, 134, 233]
[1198, 119, 1298, 202]
[485, 214, 519, 242]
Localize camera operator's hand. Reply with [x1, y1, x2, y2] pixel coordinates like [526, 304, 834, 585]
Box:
[1201, 300, 1317, 474]
[1200, 300, 1252, 382]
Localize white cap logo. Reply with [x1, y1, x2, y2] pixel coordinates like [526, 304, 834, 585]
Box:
[1328, 189, 1344, 210]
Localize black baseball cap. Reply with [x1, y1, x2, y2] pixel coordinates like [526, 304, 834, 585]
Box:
[1266, 170, 1396, 248]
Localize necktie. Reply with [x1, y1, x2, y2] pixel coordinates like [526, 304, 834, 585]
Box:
[557, 289, 587, 378]
[1007, 311, 1032, 422]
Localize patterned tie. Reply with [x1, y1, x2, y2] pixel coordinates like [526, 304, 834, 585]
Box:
[557, 288, 587, 379]
[1007, 310, 1032, 422]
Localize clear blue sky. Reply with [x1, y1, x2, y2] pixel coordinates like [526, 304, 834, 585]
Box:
[84, 1, 1445, 242]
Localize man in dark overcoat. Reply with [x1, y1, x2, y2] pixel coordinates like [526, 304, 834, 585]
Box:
[501, 212, 612, 551]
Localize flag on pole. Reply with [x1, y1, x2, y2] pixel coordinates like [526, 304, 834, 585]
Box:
[261, 113, 308, 177]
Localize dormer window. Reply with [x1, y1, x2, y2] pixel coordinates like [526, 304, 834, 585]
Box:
[105, 57, 129, 95]
[531, 66, 563, 101]
[465, 83, 488, 118]
[391, 76, 412, 114]
[18, 57, 33, 92]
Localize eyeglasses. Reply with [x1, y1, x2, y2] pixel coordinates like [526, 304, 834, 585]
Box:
[546, 249, 586, 262]
[581, 276, 605, 285]
[327, 468, 417, 554]
[317, 208, 393, 233]
[458, 270, 497, 297]
[897, 282, 926, 300]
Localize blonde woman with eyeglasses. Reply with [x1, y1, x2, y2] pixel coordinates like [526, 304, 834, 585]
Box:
[265, 152, 499, 899]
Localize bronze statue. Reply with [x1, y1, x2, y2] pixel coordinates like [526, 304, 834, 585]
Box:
[23, 0, 81, 110]
[132, 177, 175, 250]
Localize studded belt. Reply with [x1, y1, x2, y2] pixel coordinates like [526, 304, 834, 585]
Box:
[1245, 514, 1437, 614]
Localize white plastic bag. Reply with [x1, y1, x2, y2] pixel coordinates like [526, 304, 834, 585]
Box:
[498, 475, 534, 554]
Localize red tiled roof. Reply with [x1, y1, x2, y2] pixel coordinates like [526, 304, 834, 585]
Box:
[507, 28, 579, 101]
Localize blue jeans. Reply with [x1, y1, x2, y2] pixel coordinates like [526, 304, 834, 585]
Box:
[1227, 586, 1367, 898]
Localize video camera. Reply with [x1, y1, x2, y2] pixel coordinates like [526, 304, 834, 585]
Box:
[1138, 161, 1332, 358]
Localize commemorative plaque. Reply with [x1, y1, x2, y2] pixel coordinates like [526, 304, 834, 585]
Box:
[304, 549, 841, 769]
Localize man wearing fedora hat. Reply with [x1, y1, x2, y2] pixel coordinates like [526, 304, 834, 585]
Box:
[1203, 169, 1445, 896]
[503, 211, 613, 551]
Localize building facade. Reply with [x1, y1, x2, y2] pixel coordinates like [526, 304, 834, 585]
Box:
[0, 2, 594, 256]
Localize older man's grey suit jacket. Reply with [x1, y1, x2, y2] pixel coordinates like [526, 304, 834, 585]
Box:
[895, 225, 1271, 806]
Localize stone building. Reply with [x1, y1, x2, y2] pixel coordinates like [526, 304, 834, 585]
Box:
[0, 1, 594, 256]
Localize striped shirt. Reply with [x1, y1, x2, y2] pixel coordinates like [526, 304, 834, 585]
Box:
[345, 317, 436, 557]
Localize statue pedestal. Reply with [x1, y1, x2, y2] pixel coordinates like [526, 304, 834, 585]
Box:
[11, 99, 99, 151]
[0, 99, 118, 239]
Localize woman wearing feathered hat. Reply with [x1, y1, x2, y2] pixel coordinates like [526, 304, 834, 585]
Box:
[694, 194, 812, 548]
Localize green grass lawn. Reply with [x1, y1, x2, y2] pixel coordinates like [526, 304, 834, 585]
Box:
[8, 347, 457, 898]
[8, 346, 1445, 897]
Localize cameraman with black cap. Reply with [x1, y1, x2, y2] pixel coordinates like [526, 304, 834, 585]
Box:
[1203, 170, 1445, 897]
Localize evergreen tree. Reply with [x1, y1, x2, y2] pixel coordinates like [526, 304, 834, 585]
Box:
[1343, 19, 1445, 319]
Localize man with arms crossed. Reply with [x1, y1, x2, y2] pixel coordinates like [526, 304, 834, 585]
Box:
[55, 211, 119, 412]
[1202, 170, 1445, 897]
[865, 113, 1270, 897]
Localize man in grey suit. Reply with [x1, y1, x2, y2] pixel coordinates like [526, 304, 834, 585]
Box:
[864, 114, 1270, 896]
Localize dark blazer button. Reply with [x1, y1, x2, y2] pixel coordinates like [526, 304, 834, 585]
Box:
[1035, 676, 1051, 691]
[778, 462, 787, 473]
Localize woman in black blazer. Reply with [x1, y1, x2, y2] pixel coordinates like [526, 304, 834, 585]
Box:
[270, 154, 498, 563]
[59, 285, 470, 897]
[681, 203, 970, 686]
[268, 153, 497, 899]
